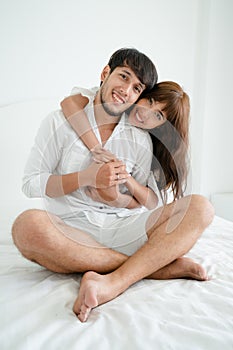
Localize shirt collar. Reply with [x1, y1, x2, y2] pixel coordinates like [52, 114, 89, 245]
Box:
[115, 113, 131, 132]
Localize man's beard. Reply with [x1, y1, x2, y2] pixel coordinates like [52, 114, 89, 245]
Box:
[100, 87, 125, 117]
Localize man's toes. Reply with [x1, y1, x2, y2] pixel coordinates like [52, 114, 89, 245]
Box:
[78, 305, 91, 322]
[73, 299, 81, 315]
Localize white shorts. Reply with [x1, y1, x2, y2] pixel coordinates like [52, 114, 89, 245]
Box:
[62, 210, 153, 256]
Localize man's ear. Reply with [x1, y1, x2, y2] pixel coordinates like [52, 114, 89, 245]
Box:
[100, 65, 111, 82]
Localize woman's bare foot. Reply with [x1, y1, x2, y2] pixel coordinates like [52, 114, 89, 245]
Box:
[148, 257, 209, 281]
[73, 271, 122, 322]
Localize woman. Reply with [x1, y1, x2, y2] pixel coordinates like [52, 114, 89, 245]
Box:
[61, 81, 190, 209]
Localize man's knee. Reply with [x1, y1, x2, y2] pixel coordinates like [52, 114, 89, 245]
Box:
[12, 209, 48, 251]
[189, 194, 214, 228]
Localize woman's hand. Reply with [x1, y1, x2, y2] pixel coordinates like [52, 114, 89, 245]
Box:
[91, 145, 118, 164]
[79, 161, 129, 189]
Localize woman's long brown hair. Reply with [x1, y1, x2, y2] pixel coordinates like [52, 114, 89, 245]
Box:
[141, 81, 190, 203]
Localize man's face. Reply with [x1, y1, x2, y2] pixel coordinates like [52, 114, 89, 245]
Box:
[99, 66, 146, 116]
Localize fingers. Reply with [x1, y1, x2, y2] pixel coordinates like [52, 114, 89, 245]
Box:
[110, 160, 126, 170]
[91, 147, 117, 163]
[110, 162, 130, 183]
[94, 160, 130, 188]
[114, 172, 130, 181]
[93, 155, 116, 163]
[112, 174, 130, 185]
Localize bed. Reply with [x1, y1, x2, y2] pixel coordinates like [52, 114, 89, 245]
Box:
[1, 100, 233, 350]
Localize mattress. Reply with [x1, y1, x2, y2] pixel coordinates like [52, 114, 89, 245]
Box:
[0, 215, 233, 350]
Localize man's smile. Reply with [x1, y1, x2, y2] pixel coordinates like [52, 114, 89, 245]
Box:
[112, 91, 126, 104]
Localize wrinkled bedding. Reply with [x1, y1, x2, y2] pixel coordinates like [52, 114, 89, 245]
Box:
[1, 216, 233, 350]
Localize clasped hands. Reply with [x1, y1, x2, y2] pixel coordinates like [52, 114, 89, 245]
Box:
[84, 146, 130, 204]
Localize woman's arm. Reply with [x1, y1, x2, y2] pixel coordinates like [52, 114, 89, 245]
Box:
[91, 179, 158, 210]
[125, 176, 158, 210]
[85, 186, 141, 209]
[61, 94, 116, 162]
[61, 94, 100, 150]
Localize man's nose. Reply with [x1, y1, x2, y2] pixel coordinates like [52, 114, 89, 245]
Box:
[120, 84, 132, 97]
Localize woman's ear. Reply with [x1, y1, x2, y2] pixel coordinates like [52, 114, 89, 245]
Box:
[100, 65, 111, 82]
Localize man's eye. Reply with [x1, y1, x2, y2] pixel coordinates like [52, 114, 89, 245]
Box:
[134, 86, 141, 94]
[120, 74, 127, 80]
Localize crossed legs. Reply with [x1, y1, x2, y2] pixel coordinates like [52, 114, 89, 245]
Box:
[12, 194, 214, 322]
[72, 194, 214, 321]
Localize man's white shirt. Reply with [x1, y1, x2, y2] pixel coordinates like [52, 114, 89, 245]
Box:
[22, 87, 159, 221]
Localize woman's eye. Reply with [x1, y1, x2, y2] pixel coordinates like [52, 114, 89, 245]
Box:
[155, 112, 163, 120]
[148, 97, 153, 105]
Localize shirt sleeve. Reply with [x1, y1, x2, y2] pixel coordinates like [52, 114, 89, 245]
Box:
[130, 132, 153, 187]
[70, 86, 98, 104]
[22, 111, 64, 198]
[129, 134, 164, 209]
[147, 171, 163, 208]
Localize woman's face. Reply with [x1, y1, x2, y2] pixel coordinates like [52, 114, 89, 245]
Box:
[128, 97, 167, 130]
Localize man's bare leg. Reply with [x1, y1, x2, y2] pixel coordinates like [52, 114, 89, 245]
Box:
[148, 257, 208, 281]
[12, 209, 127, 273]
[73, 195, 214, 322]
[12, 209, 205, 278]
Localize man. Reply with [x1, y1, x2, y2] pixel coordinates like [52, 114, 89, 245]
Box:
[12, 48, 214, 322]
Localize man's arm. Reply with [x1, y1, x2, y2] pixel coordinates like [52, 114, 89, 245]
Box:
[22, 112, 128, 199]
[46, 161, 128, 198]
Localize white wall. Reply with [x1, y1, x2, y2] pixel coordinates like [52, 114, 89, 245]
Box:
[200, 0, 233, 197]
[0, 0, 232, 200]
[0, 0, 197, 104]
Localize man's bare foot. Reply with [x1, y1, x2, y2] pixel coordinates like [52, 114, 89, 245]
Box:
[73, 271, 121, 322]
[73, 258, 208, 322]
[148, 257, 209, 281]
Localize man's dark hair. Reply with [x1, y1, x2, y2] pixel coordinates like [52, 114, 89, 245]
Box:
[108, 48, 158, 90]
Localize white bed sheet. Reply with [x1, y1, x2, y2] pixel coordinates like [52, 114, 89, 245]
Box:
[0, 216, 233, 350]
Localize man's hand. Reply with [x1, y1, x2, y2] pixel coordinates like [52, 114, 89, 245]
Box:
[79, 161, 129, 189]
